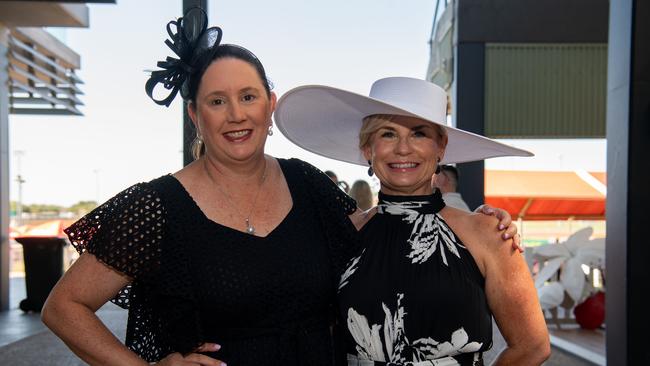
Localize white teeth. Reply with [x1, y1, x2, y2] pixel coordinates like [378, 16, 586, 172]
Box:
[390, 163, 417, 169]
[225, 130, 250, 138]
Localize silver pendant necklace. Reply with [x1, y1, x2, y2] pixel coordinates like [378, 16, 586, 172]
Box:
[205, 158, 268, 235]
[244, 218, 255, 234]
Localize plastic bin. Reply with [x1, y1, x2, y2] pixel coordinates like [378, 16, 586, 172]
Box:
[14, 236, 67, 312]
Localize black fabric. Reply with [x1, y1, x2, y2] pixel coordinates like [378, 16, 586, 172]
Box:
[145, 8, 223, 107]
[337, 190, 492, 366]
[65, 158, 358, 364]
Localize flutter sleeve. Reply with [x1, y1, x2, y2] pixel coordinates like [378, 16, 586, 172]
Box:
[64, 182, 166, 305]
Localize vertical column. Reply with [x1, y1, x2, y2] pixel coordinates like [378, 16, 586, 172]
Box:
[0, 25, 10, 311]
[454, 42, 485, 211]
[182, 0, 208, 166]
[606, 0, 650, 364]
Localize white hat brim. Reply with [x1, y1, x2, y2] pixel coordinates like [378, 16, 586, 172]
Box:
[275, 85, 533, 166]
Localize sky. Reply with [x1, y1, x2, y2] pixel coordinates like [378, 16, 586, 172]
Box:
[9, 0, 606, 207]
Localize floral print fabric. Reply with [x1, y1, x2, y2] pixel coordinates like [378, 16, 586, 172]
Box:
[338, 190, 492, 366]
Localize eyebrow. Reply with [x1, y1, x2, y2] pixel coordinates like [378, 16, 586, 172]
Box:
[411, 125, 432, 131]
[204, 86, 261, 97]
[379, 125, 431, 131]
[239, 87, 260, 94]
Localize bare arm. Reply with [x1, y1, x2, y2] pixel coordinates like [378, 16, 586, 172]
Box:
[42, 254, 223, 366]
[476, 217, 550, 365]
[42, 253, 148, 366]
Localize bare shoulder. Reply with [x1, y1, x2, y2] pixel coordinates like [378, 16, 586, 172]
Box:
[349, 206, 377, 231]
[440, 206, 497, 240]
[442, 208, 513, 271]
[467, 213, 514, 252]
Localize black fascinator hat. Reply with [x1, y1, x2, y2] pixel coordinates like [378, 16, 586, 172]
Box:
[145, 8, 223, 107]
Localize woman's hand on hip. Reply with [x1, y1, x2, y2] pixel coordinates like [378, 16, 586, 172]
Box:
[156, 343, 224, 366]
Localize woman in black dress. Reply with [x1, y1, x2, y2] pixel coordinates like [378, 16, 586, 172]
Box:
[41, 11, 521, 366]
[41, 10, 359, 366]
[275, 77, 550, 365]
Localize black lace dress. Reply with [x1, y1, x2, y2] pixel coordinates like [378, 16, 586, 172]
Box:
[337, 191, 492, 366]
[65, 158, 358, 365]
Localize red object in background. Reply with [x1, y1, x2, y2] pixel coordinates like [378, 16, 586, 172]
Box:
[573, 292, 605, 330]
[485, 170, 606, 220]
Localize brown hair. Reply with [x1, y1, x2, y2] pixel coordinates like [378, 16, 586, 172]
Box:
[191, 136, 205, 160]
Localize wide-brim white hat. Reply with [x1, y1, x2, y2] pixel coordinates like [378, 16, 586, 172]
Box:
[275, 77, 533, 166]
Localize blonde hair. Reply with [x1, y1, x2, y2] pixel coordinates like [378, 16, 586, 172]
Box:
[349, 180, 374, 211]
[359, 114, 396, 150]
[358, 114, 448, 150]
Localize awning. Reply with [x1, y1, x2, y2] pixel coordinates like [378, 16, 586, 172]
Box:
[11, 219, 75, 239]
[485, 170, 606, 220]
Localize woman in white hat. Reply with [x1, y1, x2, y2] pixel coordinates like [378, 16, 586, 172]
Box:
[41, 8, 521, 364]
[275, 77, 550, 365]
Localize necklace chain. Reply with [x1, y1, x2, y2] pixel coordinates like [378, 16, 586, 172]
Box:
[204, 158, 268, 235]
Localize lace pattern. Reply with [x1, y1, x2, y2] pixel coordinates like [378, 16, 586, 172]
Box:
[63, 159, 360, 363]
[65, 183, 165, 305]
[65, 182, 177, 361]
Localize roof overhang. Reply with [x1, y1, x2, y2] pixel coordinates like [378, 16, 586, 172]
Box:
[0, 1, 89, 28]
[7, 27, 84, 115]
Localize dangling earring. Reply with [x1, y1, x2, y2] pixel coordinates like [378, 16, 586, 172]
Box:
[435, 157, 441, 174]
[367, 160, 374, 177]
[267, 125, 274, 136]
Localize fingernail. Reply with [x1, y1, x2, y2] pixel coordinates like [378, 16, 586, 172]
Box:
[486, 208, 495, 214]
[214, 344, 221, 351]
[498, 224, 505, 230]
[503, 233, 510, 239]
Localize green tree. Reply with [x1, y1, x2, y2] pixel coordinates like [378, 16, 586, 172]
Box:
[68, 201, 98, 215]
[26, 204, 63, 214]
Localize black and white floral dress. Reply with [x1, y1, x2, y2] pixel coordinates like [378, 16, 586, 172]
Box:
[338, 190, 492, 366]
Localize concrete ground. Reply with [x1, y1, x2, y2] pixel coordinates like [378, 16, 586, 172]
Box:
[485, 321, 598, 366]
[1, 276, 599, 365]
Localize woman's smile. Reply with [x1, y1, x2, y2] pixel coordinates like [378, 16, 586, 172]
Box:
[223, 129, 253, 142]
[387, 161, 420, 171]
